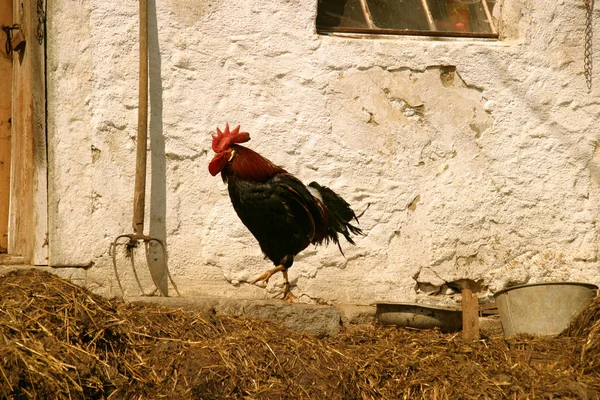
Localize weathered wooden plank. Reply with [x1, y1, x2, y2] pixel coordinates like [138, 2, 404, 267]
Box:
[29, 0, 48, 265]
[7, 0, 48, 264]
[0, 0, 13, 253]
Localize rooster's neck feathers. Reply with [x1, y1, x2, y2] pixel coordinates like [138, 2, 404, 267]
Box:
[223, 144, 286, 183]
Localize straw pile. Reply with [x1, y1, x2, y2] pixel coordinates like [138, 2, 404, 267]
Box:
[566, 295, 600, 375]
[1, 269, 599, 399]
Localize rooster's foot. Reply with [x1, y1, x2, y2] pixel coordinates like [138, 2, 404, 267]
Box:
[281, 282, 296, 302]
[250, 264, 285, 286]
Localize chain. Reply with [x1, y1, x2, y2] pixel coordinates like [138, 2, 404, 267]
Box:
[36, 0, 45, 45]
[584, 0, 594, 91]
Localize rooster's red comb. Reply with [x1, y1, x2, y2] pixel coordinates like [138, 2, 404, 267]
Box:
[212, 123, 250, 153]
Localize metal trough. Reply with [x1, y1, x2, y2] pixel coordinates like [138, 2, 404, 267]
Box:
[376, 303, 462, 332]
[494, 282, 598, 337]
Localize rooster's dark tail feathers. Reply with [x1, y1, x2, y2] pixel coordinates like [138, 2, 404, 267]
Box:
[308, 182, 365, 255]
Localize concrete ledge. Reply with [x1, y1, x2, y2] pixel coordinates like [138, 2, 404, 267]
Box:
[128, 296, 347, 337]
[337, 304, 378, 325]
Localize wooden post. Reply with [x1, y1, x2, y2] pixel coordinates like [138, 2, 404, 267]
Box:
[462, 288, 480, 341]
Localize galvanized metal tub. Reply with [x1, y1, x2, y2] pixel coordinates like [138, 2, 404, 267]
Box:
[376, 303, 462, 332]
[494, 282, 598, 337]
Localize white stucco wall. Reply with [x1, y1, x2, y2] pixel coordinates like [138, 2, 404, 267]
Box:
[46, 0, 600, 305]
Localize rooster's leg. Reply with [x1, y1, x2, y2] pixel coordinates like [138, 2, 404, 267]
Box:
[250, 264, 285, 286]
[281, 269, 296, 302]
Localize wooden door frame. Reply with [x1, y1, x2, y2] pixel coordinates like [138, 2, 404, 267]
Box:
[0, 0, 12, 255]
[1, 0, 47, 266]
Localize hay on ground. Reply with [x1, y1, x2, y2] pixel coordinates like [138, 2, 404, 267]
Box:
[566, 295, 600, 375]
[0, 269, 599, 399]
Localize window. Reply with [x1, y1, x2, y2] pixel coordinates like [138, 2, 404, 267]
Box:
[316, 0, 499, 38]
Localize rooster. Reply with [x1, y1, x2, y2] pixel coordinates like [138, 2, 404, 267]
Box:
[208, 123, 364, 301]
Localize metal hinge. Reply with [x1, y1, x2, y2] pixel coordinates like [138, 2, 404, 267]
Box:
[2, 24, 26, 57]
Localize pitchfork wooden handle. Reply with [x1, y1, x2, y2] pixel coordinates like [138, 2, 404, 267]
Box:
[133, 0, 148, 236]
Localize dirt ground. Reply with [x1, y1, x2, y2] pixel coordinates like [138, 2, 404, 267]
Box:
[1, 269, 599, 399]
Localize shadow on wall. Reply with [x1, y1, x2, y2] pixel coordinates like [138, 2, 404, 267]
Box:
[146, 0, 169, 295]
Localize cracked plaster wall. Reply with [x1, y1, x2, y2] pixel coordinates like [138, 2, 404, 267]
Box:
[46, 0, 600, 305]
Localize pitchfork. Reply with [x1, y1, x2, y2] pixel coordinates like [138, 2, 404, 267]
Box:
[110, 0, 179, 297]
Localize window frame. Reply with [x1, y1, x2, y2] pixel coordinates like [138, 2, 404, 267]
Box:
[316, 0, 500, 39]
